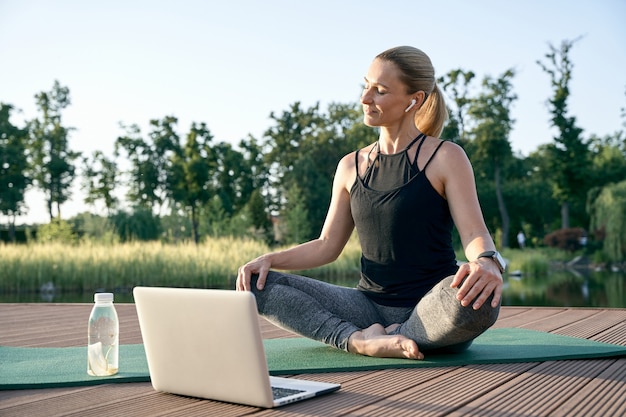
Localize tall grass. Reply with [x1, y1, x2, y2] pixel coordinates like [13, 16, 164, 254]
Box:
[1, 235, 574, 294]
[1, 237, 268, 293]
[0, 235, 363, 293]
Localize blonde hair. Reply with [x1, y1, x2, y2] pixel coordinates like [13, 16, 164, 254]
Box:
[376, 46, 448, 138]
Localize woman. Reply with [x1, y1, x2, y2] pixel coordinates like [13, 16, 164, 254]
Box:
[237, 46, 504, 360]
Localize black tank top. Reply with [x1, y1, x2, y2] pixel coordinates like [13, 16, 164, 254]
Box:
[349, 134, 458, 307]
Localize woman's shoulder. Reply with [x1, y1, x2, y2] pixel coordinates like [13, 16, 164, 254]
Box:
[338, 143, 377, 168]
[424, 139, 473, 196]
[430, 138, 469, 164]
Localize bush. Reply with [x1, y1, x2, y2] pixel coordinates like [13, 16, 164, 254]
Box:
[543, 228, 586, 252]
[36, 219, 78, 244]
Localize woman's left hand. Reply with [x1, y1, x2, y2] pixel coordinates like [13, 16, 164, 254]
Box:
[451, 259, 503, 310]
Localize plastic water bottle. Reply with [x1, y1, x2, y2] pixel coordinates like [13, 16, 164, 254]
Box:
[87, 292, 119, 376]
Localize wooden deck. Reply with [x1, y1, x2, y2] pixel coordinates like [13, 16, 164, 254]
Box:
[1, 303, 625, 416]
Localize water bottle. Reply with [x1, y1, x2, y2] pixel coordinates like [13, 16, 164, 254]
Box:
[87, 292, 119, 376]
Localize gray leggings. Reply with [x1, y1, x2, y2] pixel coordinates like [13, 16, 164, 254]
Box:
[251, 271, 500, 353]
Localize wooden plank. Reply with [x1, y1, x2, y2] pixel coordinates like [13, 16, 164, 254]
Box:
[349, 363, 538, 416]
[1, 305, 625, 417]
[447, 359, 620, 417]
[551, 359, 626, 417]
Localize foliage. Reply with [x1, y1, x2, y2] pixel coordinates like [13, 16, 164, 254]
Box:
[28, 81, 81, 220]
[467, 69, 517, 247]
[168, 122, 215, 244]
[246, 189, 273, 243]
[36, 218, 78, 244]
[70, 212, 120, 245]
[537, 38, 590, 229]
[281, 183, 311, 244]
[543, 227, 586, 252]
[589, 180, 626, 261]
[81, 151, 119, 215]
[261, 102, 374, 240]
[110, 207, 161, 242]
[0, 103, 30, 240]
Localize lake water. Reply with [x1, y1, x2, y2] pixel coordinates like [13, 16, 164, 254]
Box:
[1, 269, 624, 308]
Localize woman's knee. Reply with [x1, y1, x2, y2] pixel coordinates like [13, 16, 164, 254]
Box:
[421, 276, 500, 332]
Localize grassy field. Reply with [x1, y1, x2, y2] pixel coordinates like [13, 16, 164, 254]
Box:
[0, 235, 560, 294]
[0, 236, 363, 293]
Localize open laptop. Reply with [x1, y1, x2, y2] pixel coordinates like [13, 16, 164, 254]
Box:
[133, 286, 340, 408]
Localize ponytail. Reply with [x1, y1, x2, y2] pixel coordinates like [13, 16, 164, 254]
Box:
[415, 83, 448, 138]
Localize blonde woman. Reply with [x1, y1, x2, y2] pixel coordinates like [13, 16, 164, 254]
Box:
[237, 46, 504, 359]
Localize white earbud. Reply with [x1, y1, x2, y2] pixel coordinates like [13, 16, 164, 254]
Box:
[405, 99, 417, 113]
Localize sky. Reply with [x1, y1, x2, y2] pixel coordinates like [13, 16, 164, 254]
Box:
[1, 0, 625, 225]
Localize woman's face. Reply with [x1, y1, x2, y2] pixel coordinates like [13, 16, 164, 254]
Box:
[361, 58, 413, 128]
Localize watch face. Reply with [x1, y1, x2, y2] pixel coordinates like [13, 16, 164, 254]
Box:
[495, 252, 506, 271]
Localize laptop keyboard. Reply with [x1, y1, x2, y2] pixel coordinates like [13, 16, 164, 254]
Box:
[271, 386, 306, 400]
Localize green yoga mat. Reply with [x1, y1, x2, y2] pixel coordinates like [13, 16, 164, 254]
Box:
[2, 328, 626, 390]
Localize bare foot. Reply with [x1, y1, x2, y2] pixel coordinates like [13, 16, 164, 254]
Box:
[347, 324, 423, 360]
[385, 323, 400, 333]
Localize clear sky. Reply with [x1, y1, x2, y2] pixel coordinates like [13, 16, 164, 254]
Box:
[1, 0, 625, 224]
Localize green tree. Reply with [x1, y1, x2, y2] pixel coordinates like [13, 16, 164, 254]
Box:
[82, 151, 119, 215]
[537, 38, 590, 229]
[281, 183, 310, 244]
[246, 189, 272, 242]
[28, 81, 80, 220]
[589, 180, 626, 261]
[115, 117, 179, 215]
[263, 102, 324, 217]
[467, 70, 517, 247]
[438, 69, 476, 146]
[503, 149, 560, 246]
[168, 122, 214, 244]
[212, 141, 253, 217]
[37, 217, 77, 244]
[263, 101, 375, 241]
[0, 103, 30, 241]
[111, 207, 161, 242]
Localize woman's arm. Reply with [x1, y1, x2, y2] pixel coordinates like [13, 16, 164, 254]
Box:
[236, 153, 356, 291]
[430, 141, 503, 310]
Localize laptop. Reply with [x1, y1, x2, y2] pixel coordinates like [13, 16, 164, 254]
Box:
[133, 286, 340, 408]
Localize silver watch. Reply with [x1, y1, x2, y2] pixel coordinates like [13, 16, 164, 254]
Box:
[477, 251, 506, 273]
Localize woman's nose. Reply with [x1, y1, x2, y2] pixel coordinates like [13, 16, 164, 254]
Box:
[361, 88, 373, 104]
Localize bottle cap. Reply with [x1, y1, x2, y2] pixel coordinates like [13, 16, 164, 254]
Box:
[94, 292, 114, 303]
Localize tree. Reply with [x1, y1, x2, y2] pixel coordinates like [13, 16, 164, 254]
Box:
[281, 183, 310, 244]
[467, 70, 517, 247]
[537, 38, 590, 229]
[589, 180, 626, 261]
[212, 141, 253, 217]
[168, 122, 215, 244]
[438, 69, 476, 146]
[246, 189, 272, 242]
[264, 101, 377, 240]
[115, 116, 179, 215]
[28, 81, 80, 220]
[82, 151, 119, 215]
[262, 102, 324, 217]
[0, 103, 30, 241]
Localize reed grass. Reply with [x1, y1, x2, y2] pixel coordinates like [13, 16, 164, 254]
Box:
[0, 235, 363, 293]
[0, 235, 570, 294]
[0, 237, 267, 293]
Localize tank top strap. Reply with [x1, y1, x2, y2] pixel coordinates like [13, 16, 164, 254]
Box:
[420, 140, 446, 172]
[406, 133, 426, 153]
[409, 133, 428, 166]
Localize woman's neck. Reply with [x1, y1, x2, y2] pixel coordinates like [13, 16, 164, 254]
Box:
[378, 126, 422, 154]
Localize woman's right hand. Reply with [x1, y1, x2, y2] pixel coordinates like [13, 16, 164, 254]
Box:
[236, 254, 271, 292]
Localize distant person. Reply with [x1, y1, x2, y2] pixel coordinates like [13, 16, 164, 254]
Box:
[237, 46, 503, 360]
[517, 231, 526, 249]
